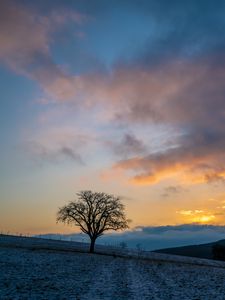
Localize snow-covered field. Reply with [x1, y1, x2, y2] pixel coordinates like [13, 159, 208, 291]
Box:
[1, 235, 225, 299]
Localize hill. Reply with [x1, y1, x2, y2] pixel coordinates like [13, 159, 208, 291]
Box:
[1, 234, 225, 299]
[154, 239, 225, 260]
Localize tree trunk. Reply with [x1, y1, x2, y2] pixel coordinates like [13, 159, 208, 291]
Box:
[89, 237, 96, 253]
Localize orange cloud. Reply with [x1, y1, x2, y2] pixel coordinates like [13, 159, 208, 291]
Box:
[110, 132, 225, 185]
[176, 209, 216, 224]
[192, 215, 215, 223]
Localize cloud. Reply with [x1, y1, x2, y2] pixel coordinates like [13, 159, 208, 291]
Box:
[27, 142, 84, 165]
[0, 0, 87, 101]
[59, 2, 225, 186]
[82, 71, 225, 185]
[162, 185, 186, 198]
[113, 129, 225, 185]
[60, 147, 82, 162]
[3, 0, 225, 186]
[107, 133, 146, 159]
[176, 210, 216, 223]
[39, 224, 225, 251]
[138, 224, 225, 234]
[0, 0, 49, 64]
[178, 210, 204, 216]
[25, 126, 91, 165]
[25, 53, 225, 185]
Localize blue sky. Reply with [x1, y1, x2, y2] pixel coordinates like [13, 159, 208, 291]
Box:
[1, 0, 225, 242]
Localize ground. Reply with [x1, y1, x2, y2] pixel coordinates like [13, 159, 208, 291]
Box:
[1, 243, 225, 300]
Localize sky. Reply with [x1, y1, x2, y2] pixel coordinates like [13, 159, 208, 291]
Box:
[1, 0, 225, 241]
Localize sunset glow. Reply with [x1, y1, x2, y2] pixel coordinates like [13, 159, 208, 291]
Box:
[1, 0, 225, 237]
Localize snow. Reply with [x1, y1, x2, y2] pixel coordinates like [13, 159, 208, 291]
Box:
[1, 235, 225, 299]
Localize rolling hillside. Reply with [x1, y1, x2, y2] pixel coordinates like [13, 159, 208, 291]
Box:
[154, 239, 225, 260]
[1, 234, 225, 299]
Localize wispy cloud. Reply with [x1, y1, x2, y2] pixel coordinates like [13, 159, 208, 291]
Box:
[0, 0, 87, 101]
[107, 133, 147, 159]
[161, 185, 186, 198]
[25, 126, 91, 165]
[28, 142, 84, 165]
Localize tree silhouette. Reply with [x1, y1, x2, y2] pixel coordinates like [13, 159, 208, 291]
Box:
[57, 190, 130, 253]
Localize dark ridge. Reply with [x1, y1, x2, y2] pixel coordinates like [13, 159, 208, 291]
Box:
[154, 239, 225, 260]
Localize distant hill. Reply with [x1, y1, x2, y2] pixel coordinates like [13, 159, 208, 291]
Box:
[1, 234, 225, 267]
[154, 239, 225, 260]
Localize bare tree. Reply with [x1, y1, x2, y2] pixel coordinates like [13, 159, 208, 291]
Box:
[57, 190, 130, 253]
